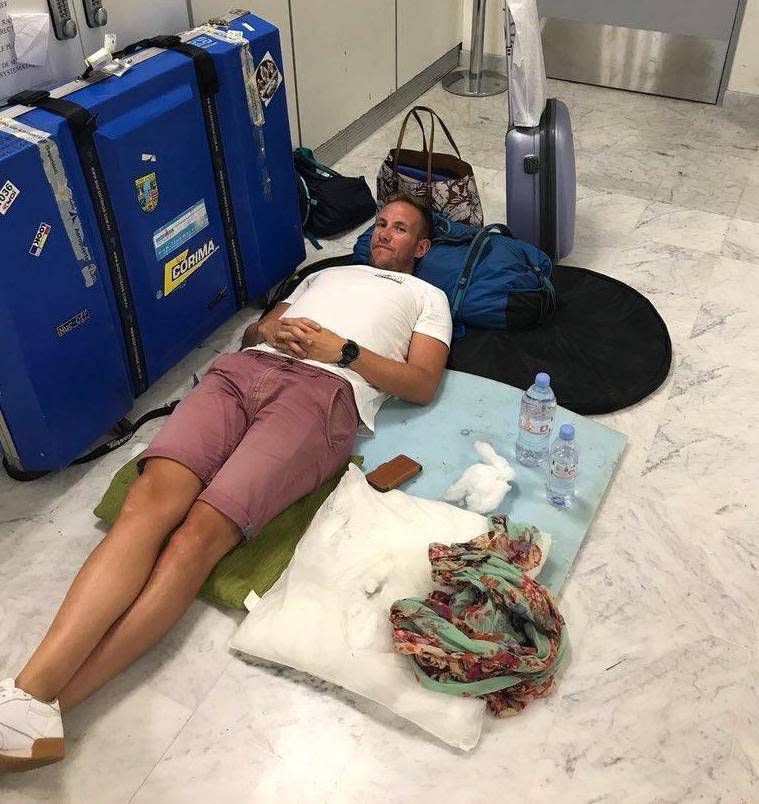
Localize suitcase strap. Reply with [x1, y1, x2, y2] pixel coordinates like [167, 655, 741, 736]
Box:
[142, 35, 247, 309]
[2, 400, 180, 481]
[7, 88, 149, 397]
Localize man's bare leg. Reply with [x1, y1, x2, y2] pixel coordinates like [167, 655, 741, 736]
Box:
[56, 501, 240, 711]
[14, 458, 203, 703]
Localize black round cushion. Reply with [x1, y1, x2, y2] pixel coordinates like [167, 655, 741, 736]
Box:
[448, 265, 671, 414]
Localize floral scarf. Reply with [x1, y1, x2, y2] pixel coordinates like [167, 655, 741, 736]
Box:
[390, 515, 568, 717]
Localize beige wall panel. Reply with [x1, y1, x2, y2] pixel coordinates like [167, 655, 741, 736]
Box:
[291, 0, 395, 147]
[397, 0, 462, 86]
[729, 0, 759, 94]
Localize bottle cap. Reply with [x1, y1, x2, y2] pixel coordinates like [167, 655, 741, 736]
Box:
[559, 424, 575, 440]
[535, 372, 550, 388]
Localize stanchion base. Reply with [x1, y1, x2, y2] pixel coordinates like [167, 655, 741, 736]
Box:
[442, 68, 508, 97]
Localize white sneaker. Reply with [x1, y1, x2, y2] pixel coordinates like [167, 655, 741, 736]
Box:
[0, 678, 64, 773]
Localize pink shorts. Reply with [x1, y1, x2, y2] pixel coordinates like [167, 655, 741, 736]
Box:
[138, 350, 358, 539]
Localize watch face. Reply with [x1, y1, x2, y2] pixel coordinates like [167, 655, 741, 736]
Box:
[340, 340, 359, 365]
[343, 341, 359, 361]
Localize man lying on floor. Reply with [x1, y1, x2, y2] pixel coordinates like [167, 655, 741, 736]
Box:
[0, 190, 452, 773]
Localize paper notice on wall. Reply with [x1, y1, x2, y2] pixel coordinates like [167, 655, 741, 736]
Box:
[0, 0, 50, 102]
[10, 12, 49, 66]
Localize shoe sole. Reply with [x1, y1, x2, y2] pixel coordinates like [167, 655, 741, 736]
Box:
[0, 738, 65, 773]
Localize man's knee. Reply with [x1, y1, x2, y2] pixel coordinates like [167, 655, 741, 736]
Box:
[167, 501, 241, 566]
[120, 458, 202, 527]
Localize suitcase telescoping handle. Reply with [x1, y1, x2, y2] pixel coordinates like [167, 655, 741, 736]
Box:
[504, 4, 515, 129]
[391, 106, 464, 200]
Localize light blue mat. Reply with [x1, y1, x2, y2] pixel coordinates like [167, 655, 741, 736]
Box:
[355, 370, 627, 594]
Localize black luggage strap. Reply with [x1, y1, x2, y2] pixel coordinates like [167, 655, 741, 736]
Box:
[2, 400, 180, 482]
[8, 88, 148, 396]
[125, 35, 247, 308]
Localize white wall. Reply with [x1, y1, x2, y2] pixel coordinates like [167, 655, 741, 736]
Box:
[462, 0, 759, 96]
[728, 0, 759, 93]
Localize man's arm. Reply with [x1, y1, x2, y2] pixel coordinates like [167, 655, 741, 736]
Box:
[304, 329, 449, 405]
[241, 303, 323, 359]
[352, 332, 449, 405]
[241, 302, 290, 348]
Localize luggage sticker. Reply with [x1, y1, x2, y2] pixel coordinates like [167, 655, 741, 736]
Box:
[81, 264, 97, 288]
[0, 179, 20, 215]
[163, 238, 219, 297]
[256, 52, 282, 107]
[29, 222, 51, 257]
[56, 308, 91, 338]
[153, 200, 209, 261]
[135, 172, 159, 213]
[240, 45, 265, 127]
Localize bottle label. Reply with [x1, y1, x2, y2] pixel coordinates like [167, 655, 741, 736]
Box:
[519, 401, 554, 435]
[550, 460, 577, 480]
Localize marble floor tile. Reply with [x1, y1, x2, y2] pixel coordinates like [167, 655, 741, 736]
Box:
[530, 630, 749, 803]
[572, 185, 651, 250]
[132, 656, 370, 804]
[1, 682, 193, 804]
[632, 202, 731, 255]
[652, 140, 754, 218]
[573, 129, 671, 202]
[722, 217, 759, 263]
[736, 160, 759, 224]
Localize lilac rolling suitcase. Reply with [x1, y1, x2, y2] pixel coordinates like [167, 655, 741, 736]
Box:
[504, 11, 576, 261]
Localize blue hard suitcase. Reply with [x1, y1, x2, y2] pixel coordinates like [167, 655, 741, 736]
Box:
[0, 118, 134, 472]
[0, 11, 303, 473]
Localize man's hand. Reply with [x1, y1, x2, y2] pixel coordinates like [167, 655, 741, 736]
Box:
[301, 326, 347, 364]
[260, 316, 322, 358]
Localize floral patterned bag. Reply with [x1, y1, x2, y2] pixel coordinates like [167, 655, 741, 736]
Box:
[377, 106, 484, 227]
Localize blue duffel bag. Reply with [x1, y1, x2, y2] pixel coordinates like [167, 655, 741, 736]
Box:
[354, 215, 556, 335]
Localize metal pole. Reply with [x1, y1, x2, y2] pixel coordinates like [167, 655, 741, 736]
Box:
[443, 0, 508, 97]
[469, 0, 486, 92]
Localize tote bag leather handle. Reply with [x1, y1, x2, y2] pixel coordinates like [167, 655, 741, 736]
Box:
[391, 106, 464, 199]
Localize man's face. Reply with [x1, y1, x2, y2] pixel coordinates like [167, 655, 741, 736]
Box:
[369, 201, 431, 273]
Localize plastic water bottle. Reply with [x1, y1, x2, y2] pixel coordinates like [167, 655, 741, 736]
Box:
[515, 372, 556, 467]
[546, 424, 579, 508]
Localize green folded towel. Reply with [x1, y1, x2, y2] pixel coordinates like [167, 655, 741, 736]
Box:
[93, 455, 361, 609]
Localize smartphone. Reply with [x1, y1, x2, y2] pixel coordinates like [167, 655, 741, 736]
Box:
[366, 454, 423, 492]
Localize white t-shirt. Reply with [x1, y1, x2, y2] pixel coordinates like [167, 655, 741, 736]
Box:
[247, 265, 452, 432]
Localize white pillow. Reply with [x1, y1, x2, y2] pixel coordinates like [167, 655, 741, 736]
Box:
[230, 464, 490, 750]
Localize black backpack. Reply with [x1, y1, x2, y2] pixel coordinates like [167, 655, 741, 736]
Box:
[294, 147, 376, 247]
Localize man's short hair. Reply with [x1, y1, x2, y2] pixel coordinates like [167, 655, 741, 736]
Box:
[381, 191, 434, 241]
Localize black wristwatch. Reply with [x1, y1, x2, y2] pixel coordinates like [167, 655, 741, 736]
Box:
[337, 339, 360, 368]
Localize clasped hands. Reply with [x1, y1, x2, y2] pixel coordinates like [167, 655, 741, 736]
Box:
[259, 316, 345, 363]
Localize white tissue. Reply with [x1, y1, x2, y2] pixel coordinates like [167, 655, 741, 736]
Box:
[9, 13, 50, 67]
[444, 441, 516, 513]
